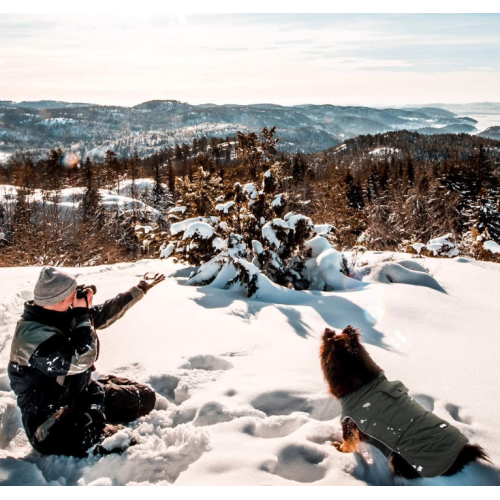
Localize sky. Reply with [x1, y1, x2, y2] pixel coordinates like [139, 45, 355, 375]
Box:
[0, 13, 499, 107]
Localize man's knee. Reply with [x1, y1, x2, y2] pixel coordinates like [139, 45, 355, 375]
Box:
[99, 375, 156, 424]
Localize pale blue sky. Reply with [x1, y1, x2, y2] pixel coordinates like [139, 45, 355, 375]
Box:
[1, 14, 499, 106]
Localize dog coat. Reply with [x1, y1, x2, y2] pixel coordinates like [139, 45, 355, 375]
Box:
[340, 373, 469, 478]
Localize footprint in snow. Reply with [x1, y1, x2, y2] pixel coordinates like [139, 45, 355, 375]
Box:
[250, 390, 341, 421]
[242, 414, 310, 439]
[261, 443, 327, 483]
[179, 354, 233, 371]
[444, 403, 473, 425]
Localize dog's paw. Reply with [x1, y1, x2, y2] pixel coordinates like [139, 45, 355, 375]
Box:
[332, 441, 343, 452]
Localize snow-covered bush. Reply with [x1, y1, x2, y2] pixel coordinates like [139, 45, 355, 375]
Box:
[136, 222, 170, 255]
[425, 234, 459, 258]
[458, 228, 500, 263]
[407, 233, 460, 258]
[157, 163, 356, 295]
[159, 216, 226, 266]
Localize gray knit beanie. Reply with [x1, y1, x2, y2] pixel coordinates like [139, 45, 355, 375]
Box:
[34, 267, 78, 306]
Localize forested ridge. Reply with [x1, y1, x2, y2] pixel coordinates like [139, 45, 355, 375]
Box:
[1, 128, 499, 267]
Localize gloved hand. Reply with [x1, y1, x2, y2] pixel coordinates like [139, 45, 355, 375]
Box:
[137, 273, 166, 294]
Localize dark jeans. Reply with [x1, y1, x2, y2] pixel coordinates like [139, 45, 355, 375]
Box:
[32, 376, 156, 457]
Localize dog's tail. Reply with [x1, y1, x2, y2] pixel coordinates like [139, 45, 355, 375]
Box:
[443, 444, 491, 476]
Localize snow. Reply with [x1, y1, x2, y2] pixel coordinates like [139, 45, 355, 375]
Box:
[0, 185, 159, 216]
[304, 237, 361, 291]
[272, 193, 285, 208]
[160, 243, 175, 259]
[252, 240, 264, 255]
[1, 254, 500, 485]
[484, 240, 500, 254]
[262, 221, 283, 248]
[285, 213, 312, 231]
[313, 224, 335, 235]
[412, 243, 426, 255]
[360, 262, 445, 292]
[187, 257, 223, 286]
[0, 152, 12, 163]
[243, 183, 258, 200]
[212, 237, 226, 251]
[369, 147, 399, 156]
[170, 217, 203, 236]
[215, 201, 235, 214]
[135, 225, 153, 234]
[182, 222, 215, 241]
[426, 234, 459, 257]
[168, 206, 186, 215]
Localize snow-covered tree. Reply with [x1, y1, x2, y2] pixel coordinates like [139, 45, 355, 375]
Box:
[157, 161, 349, 296]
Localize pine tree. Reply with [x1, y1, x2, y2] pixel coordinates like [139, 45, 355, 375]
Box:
[167, 157, 176, 196]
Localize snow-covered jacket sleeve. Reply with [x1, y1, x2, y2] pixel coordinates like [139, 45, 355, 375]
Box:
[28, 309, 98, 377]
[90, 286, 144, 330]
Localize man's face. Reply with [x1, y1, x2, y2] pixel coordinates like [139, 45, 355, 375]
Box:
[61, 291, 77, 311]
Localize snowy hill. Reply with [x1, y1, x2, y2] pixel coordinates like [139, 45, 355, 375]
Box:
[0, 100, 479, 158]
[1, 253, 499, 485]
[479, 126, 500, 141]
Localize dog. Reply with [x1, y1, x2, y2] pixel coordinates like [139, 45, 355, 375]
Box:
[320, 325, 490, 479]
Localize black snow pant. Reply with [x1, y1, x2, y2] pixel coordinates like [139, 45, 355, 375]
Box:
[32, 376, 156, 457]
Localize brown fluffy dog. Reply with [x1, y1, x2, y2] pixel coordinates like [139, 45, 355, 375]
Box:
[320, 325, 489, 479]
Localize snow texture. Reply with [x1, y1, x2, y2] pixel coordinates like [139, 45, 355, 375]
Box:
[1, 254, 499, 485]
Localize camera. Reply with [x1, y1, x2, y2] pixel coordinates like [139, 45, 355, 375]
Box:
[76, 284, 97, 300]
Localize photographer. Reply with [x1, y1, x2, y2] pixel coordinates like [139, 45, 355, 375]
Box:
[8, 266, 165, 457]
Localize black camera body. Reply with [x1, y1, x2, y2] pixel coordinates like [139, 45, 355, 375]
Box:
[76, 284, 97, 300]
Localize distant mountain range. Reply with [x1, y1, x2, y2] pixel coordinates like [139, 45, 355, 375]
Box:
[0, 99, 490, 158]
[407, 102, 500, 115]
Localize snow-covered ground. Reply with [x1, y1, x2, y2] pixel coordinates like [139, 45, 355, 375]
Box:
[0, 184, 159, 215]
[1, 253, 499, 486]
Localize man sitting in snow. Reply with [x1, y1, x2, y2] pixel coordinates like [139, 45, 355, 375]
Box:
[8, 267, 165, 457]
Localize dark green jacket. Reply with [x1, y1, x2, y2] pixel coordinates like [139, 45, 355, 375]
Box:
[340, 373, 468, 478]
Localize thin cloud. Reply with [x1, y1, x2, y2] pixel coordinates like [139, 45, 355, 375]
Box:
[0, 14, 499, 106]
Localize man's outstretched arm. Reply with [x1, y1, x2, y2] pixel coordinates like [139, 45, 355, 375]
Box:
[91, 287, 144, 330]
[91, 274, 165, 330]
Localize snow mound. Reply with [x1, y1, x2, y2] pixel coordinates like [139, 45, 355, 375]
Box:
[361, 262, 445, 292]
[484, 240, 500, 254]
[304, 236, 362, 291]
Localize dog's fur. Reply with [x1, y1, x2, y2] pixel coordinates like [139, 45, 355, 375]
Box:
[320, 325, 490, 478]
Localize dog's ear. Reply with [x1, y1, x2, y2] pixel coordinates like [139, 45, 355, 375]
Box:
[342, 325, 361, 351]
[323, 328, 336, 341]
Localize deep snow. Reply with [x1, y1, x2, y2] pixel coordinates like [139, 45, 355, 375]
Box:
[0, 253, 500, 486]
